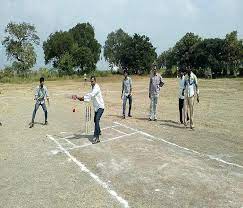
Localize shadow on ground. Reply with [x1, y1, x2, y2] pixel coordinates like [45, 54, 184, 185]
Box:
[159, 120, 186, 129]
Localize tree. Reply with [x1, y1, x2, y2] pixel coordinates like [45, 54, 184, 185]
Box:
[104, 29, 130, 68]
[2, 22, 40, 75]
[193, 38, 225, 75]
[57, 52, 75, 75]
[69, 23, 101, 67]
[223, 31, 242, 75]
[43, 22, 101, 75]
[71, 44, 95, 73]
[157, 48, 176, 70]
[120, 33, 157, 74]
[173, 32, 202, 68]
[43, 31, 74, 67]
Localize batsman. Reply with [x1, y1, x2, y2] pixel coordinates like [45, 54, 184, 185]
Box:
[75, 76, 105, 144]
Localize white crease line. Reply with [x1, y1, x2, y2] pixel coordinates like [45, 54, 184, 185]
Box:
[60, 135, 76, 140]
[114, 122, 243, 169]
[68, 132, 138, 151]
[101, 125, 120, 130]
[63, 138, 78, 147]
[47, 134, 129, 208]
[58, 125, 120, 140]
[111, 128, 128, 135]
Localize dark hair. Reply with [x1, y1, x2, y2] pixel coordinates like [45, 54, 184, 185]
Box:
[40, 77, 44, 82]
[124, 70, 128, 75]
[90, 76, 96, 81]
[179, 68, 184, 73]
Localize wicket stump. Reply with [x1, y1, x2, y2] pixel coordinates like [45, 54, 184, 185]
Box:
[85, 103, 92, 134]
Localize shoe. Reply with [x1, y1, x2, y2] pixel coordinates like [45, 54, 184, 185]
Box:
[123, 115, 125, 119]
[128, 114, 132, 117]
[44, 121, 48, 125]
[29, 122, 34, 128]
[92, 137, 100, 144]
[154, 118, 157, 121]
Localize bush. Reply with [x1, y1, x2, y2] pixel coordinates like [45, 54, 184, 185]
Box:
[0, 66, 114, 83]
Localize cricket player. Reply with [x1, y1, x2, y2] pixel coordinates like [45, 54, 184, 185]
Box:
[76, 76, 105, 144]
[178, 69, 189, 124]
[29, 77, 49, 128]
[182, 67, 199, 129]
[149, 65, 164, 121]
[121, 70, 132, 119]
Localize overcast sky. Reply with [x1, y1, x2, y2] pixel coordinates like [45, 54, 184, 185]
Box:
[0, 0, 242, 70]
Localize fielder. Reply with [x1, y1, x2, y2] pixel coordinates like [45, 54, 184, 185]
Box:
[29, 77, 49, 128]
[178, 69, 189, 124]
[149, 65, 164, 121]
[182, 67, 199, 129]
[121, 70, 132, 119]
[76, 76, 105, 144]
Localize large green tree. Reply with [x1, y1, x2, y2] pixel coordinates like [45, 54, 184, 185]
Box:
[104, 29, 130, 68]
[2, 22, 40, 75]
[223, 31, 242, 75]
[120, 33, 157, 74]
[43, 31, 74, 67]
[157, 48, 176, 70]
[173, 32, 202, 68]
[43, 23, 101, 75]
[193, 38, 225, 75]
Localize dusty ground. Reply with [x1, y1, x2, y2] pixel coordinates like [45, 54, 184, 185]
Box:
[0, 76, 242, 208]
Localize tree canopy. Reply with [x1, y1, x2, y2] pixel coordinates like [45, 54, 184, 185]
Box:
[43, 23, 101, 75]
[157, 31, 243, 77]
[104, 30, 157, 74]
[2, 22, 40, 75]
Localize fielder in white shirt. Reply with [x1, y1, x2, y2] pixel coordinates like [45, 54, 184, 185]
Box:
[182, 67, 199, 129]
[76, 76, 105, 144]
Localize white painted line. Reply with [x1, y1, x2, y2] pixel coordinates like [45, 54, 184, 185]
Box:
[68, 132, 138, 151]
[63, 138, 78, 148]
[47, 134, 129, 208]
[111, 128, 128, 135]
[114, 122, 243, 169]
[101, 125, 120, 130]
[61, 135, 76, 140]
[58, 125, 120, 140]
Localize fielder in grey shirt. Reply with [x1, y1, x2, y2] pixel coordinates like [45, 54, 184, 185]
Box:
[149, 66, 164, 121]
[121, 70, 132, 119]
[29, 77, 50, 128]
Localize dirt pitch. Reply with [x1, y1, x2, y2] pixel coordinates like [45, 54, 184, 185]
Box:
[0, 76, 242, 208]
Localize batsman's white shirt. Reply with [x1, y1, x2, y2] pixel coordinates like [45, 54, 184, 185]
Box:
[84, 84, 105, 112]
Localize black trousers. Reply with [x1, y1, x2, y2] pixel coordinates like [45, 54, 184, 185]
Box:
[123, 95, 132, 116]
[94, 108, 104, 138]
[179, 98, 187, 123]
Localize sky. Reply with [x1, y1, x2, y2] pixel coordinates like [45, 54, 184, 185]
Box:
[0, 0, 242, 70]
